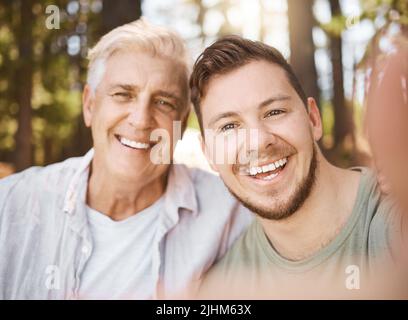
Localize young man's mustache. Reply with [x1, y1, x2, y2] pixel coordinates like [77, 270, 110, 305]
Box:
[234, 143, 297, 173]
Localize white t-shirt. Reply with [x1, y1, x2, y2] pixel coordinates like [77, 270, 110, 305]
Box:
[78, 197, 164, 299]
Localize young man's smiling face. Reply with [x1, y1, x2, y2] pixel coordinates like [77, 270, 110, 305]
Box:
[200, 60, 323, 220]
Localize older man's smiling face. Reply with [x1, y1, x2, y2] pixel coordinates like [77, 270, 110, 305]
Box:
[200, 60, 322, 220]
[83, 50, 189, 183]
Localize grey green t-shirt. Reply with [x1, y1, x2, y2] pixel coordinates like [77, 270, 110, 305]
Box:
[199, 168, 399, 299]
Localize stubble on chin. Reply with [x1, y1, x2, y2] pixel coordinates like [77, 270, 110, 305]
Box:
[227, 144, 318, 221]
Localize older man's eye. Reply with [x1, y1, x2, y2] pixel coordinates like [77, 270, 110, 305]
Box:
[220, 123, 238, 132]
[112, 92, 132, 100]
[265, 109, 284, 118]
[155, 99, 176, 111]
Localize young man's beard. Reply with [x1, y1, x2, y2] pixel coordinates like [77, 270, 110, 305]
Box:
[228, 144, 318, 221]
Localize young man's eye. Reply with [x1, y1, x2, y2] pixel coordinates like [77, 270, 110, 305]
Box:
[265, 109, 284, 118]
[220, 123, 238, 132]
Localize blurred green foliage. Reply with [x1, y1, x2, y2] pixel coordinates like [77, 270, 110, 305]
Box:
[0, 0, 102, 166]
[322, 0, 408, 37]
[1, 0, 406, 171]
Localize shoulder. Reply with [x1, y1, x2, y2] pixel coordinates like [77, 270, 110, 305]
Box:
[197, 220, 261, 298]
[351, 167, 401, 257]
[173, 162, 253, 225]
[169, 164, 254, 258]
[0, 156, 83, 208]
[174, 164, 240, 209]
[350, 167, 386, 223]
[186, 166, 229, 191]
[210, 220, 260, 270]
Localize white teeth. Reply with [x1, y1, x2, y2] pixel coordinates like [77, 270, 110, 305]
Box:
[119, 136, 150, 149]
[247, 157, 288, 176]
[262, 172, 279, 181]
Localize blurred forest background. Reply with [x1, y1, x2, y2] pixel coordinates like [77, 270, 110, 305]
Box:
[0, 0, 407, 177]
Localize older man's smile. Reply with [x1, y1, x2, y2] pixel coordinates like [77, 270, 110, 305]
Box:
[114, 134, 153, 150]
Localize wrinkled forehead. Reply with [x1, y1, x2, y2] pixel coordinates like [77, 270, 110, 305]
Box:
[101, 50, 190, 98]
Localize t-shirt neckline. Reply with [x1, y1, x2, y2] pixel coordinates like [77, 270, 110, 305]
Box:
[255, 167, 370, 272]
[86, 195, 164, 229]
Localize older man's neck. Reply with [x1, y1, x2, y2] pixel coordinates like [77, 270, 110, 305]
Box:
[86, 168, 168, 221]
[260, 158, 361, 262]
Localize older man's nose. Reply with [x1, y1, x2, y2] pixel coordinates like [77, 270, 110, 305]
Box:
[127, 98, 154, 130]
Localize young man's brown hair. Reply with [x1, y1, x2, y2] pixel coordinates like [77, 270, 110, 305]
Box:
[189, 35, 307, 133]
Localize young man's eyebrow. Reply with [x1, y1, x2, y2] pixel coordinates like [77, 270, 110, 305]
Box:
[208, 111, 240, 128]
[207, 95, 291, 128]
[258, 95, 291, 108]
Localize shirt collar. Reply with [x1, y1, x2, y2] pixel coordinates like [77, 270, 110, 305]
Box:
[163, 164, 199, 217]
[63, 148, 94, 216]
[63, 149, 198, 218]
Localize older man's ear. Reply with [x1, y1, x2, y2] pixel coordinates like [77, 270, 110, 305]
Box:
[82, 84, 95, 128]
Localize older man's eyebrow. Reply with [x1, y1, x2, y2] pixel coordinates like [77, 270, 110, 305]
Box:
[258, 95, 291, 108]
[208, 111, 240, 128]
[108, 84, 139, 91]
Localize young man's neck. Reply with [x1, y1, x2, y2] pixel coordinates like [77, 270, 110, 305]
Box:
[86, 162, 168, 221]
[260, 156, 361, 261]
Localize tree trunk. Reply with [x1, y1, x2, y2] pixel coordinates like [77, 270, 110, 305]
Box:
[329, 0, 354, 148]
[287, 0, 320, 105]
[62, 0, 142, 161]
[101, 0, 142, 34]
[14, 0, 34, 171]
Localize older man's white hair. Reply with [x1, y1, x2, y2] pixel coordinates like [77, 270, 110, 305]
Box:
[86, 18, 191, 98]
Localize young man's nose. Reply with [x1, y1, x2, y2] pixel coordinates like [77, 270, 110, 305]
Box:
[238, 126, 279, 165]
[252, 125, 279, 152]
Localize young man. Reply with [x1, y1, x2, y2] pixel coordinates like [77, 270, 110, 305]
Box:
[190, 36, 401, 298]
[0, 21, 252, 299]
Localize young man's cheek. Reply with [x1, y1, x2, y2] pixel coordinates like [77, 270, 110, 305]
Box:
[205, 134, 232, 166]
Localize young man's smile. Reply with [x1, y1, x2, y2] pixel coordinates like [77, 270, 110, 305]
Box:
[238, 155, 289, 184]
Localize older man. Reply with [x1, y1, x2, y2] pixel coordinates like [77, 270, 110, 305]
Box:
[0, 20, 252, 299]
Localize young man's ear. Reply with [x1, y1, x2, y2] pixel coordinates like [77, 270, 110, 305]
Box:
[307, 97, 323, 142]
[199, 133, 219, 173]
[82, 84, 95, 128]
